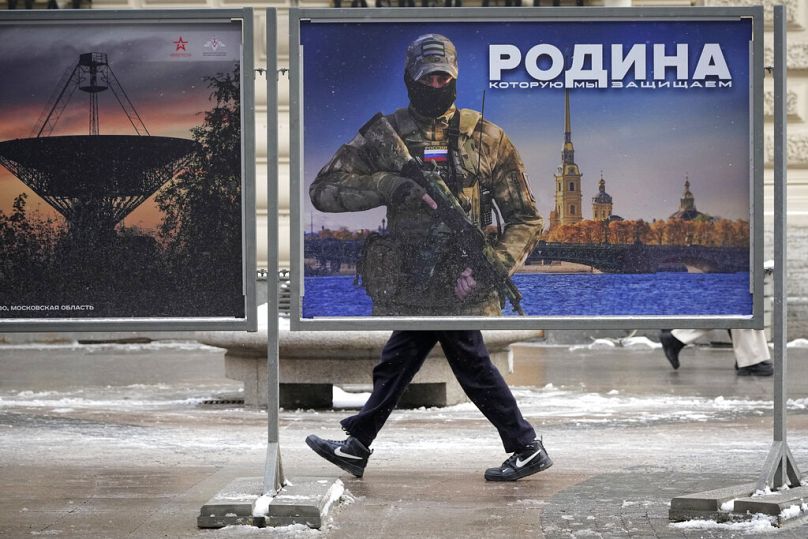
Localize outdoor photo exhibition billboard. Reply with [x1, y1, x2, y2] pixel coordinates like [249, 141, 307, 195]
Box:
[290, 7, 764, 330]
[0, 10, 256, 331]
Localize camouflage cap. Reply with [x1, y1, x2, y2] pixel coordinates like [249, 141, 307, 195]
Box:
[405, 34, 458, 81]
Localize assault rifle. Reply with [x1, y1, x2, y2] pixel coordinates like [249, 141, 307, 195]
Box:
[358, 113, 525, 315]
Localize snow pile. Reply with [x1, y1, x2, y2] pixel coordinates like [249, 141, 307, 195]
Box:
[620, 336, 661, 350]
[569, 336, 661, 352]
[220, 523, 317, 536]
[252, 494, 272, 517]
[779, 503, 807, 520]
[333, 386, 371, 409]
[788, 338, 808, 349]
[570, 339, 616, 351]
[670, 514, 777, 533]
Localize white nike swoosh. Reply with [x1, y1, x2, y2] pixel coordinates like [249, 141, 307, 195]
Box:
[515, 450, 542, 468]
[334, 447, 363, 460]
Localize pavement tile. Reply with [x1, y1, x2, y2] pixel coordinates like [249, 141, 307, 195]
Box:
[3, 342, 808, 538]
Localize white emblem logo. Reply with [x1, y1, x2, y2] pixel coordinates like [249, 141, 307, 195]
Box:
[204, 37, 226, 51]
[515, 450, 542, 468]
[335, 447, 363, 460]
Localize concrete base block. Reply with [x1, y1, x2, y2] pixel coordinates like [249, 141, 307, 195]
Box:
[211, 325, 542, 408]
[280, 383, 332, 409]
[198, 476, 343, 530]
[670, 481, 808, 527]
[734, 485, 808, 525]
[197, 477, 263, 529]
[669, 482, 756, 522]
[267, 476, 344, 529]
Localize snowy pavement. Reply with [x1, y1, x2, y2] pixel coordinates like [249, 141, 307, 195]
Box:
[1, 339, 808, 538]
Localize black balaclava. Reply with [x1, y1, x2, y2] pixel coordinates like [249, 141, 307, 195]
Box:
[405, 72, 457, 118]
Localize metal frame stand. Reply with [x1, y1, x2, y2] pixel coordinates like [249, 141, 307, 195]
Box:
[264, 9, 285, 492]
[670, 6, 806, 526]
[198, 11, 341, 530]
[756, 4, 802, 493]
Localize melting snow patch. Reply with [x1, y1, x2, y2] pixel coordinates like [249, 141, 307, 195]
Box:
[322, 479, 345, 517]
[570, 339, 616, 352]
[333, 386, 370, 409]
[670, 514, 777, 533]
[787, 339, 808, 348]
[252, 495, 272, 517]
[720, 500, 735, 512]
[221, 523, 316, 536]
[620, 336, 661, 349]
[779, 504, 805, 520]
[509, 499, 546, 507]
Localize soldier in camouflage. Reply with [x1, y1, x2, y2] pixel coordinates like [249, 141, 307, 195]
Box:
[306, 34, 552, 482]
[310, 33, 543, 316]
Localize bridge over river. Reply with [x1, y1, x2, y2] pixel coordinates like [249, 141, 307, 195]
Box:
[303, 238, 748, 275]
[527, 242, 748, 274]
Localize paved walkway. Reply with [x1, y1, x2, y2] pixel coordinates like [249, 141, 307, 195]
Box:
[1, 337, 808, 538]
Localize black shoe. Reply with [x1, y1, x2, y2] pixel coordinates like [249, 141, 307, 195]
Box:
[484, 439, 553, 482]
[660, 330, 684, 370]
[736, 360, 774, 377]
[305, 435, 371, 478]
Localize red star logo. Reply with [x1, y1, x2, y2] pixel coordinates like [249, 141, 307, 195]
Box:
[174, 36, 188, 51]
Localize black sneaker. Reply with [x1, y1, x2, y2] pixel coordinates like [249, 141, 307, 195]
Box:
[305, 435, 371, 478]
[660, 330, 684, 370]
[736, 360, 774, 377]
[484, 439, 553, 482]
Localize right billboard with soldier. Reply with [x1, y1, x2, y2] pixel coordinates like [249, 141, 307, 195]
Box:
[291, 8, 763, 329]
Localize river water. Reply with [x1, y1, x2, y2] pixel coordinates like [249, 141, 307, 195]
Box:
[302, 272, 753, 318]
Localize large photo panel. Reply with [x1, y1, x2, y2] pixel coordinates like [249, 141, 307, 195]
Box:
[0, 10, 256, 331]
[291, 7, 764, 330]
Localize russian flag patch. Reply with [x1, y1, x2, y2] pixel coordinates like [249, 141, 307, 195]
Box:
[423, 145, 448, 162]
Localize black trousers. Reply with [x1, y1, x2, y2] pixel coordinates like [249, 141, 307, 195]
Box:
[340, 330, 536, 453]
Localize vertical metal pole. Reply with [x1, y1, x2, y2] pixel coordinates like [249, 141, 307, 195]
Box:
[773, 4, 787, 451]
[758, 4, 801, 491]
[264, 8, 285, 496]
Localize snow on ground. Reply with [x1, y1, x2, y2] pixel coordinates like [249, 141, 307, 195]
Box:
[3, 380, 808, 426]
[0, 384, 244, 411]
[389, 385, 807, 426]
[670, 514, 777, 534]
[0, 340, 222, 354]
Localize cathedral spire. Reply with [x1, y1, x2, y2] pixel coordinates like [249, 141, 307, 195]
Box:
[552, 89, 583, 228]
[565, 89, 571, 143]
[562, 89, 574, 165]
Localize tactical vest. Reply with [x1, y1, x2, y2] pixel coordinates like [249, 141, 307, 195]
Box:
[357, 108, 502, 316]
[389, 108, 497, 231]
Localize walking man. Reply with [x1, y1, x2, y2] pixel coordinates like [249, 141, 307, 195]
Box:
[306, 33, 550, 481]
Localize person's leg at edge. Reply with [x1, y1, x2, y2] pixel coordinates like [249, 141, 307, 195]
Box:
[437, 330, 552, 481]
[340, 330, 439, 445]
[438, 330, 535, 452]
[305, 331, 439, 477]
[731, 329, 773, 376]
[659, 329, 710, 370]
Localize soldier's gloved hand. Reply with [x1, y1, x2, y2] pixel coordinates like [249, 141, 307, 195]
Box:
[379, 175, 437, 210]
[454, 267, 477, 301]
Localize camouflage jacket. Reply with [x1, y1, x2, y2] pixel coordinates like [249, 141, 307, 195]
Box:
[310, 105, 543, 316]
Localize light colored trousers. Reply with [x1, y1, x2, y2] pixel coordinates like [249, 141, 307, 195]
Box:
[671, 329, 770, 368]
